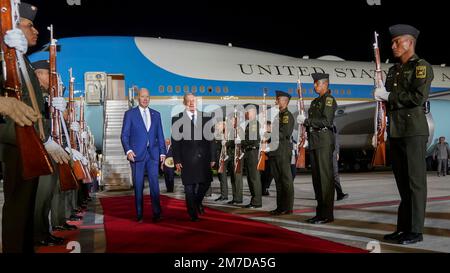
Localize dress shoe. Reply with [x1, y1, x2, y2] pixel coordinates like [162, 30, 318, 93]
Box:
[215, 196, 228, 201]
[310, 218, 333, 224]
[306, 216, 320, 223]
[262, 189, 270, 196]
[398, 233, 423, 245]
[227, 200, 242, 205]
[383, 231, 404, 241]
[244, 204, 262, 209]
[69, 215, 83, 221]
[49, 234, 65, 244]
[270, 209, 282, 215]
[337, 193, 349, 201]
[36, 240, 57, 247]
[152, 215, 161, 223]
[137, 216, 143, 223]
[278, 210, 293, 215]
[190, 216, 199, 222]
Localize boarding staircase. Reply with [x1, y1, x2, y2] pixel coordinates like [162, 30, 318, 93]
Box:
[101, 100, 133, 191]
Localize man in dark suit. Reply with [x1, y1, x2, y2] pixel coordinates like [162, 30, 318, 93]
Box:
[162, 138, 175, 192]
[172, 93, 216, 222]
[121, 88, 166, 223]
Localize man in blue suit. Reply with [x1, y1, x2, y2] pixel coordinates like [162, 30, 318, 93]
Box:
[121, 88, 166, 223]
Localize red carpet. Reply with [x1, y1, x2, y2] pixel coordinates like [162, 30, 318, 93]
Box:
[100, 195, 366, 253]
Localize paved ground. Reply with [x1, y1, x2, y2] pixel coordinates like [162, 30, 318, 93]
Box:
[1, 171, 449, 253]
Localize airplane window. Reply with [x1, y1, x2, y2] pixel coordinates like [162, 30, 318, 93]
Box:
[223, 86, 229, 93]
[347, 89, 351, 95]
[288, 88, 293, 94]
[208, 86, 213, 93]
[167, 85, 173, 93]
[191, 86, 197, 93]
[302, 88, 307, 94]
[184, 85, 189, 93]
[159, 85, 164, 93]
[309, 88, 314, 94]
[341, 89, 345, 95]
[215, 86, 221, 93]
[200, 86, 205, 93]
[334, 89, 339, 95]
[176, 86, 181, 93]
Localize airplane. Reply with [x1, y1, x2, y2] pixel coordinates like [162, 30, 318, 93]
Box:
[29, 36, 450, 171]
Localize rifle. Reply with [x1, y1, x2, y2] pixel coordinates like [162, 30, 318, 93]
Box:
[0, 0, 53, 180]
[79, 95, 93, 183]
[68, 67, 89, 181]
[233, 108, 243, 174]
[48, 25, 78, 191]
[372, 31, 387, 167]
[296, 73, 307, 169]
[218, 120, 228, 174]
[257, 89, 268, 171]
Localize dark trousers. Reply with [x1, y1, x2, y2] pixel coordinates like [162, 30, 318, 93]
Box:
[51, 177, 67, 227]
[437, 159, 448, 176]
[244, 150, 262, 206]
[217, 170, 229, 199]
[269, 151, 294, 212]
[163, 167, 175, 192]
[1, 144, 39, 253]
[390, 136, 428, 234]
[332, 150, 344, 196]
[310, 146, 335, 220]
[260, 159, 273, 191]
[34, 172, 57, 242]
[131, 154, 161, 218]
[184, 182, 210, 218]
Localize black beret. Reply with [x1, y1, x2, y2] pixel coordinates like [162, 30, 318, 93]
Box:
[275, 90, 291, 99]
[19, 2, 38, 22]
[31, 60, 50, 70]
[389, 24, 420, 39]
[311, 73, 329, 82]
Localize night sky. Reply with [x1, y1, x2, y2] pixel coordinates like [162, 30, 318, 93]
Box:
[25, 0, 450, 65]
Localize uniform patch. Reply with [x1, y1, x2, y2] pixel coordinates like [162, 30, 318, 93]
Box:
[416, 66, 427, 79]
[282, 115, 289, 124]
[326, 97, 334, 107]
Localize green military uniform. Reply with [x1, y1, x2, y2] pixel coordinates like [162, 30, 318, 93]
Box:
[304, 74, 337, 222]
[384, 32, 433, 235]
[241, 110, 262, 207]
[226, 125, 244, 204]
[0, 57, 49, 252]
[268, 91, 294, 214]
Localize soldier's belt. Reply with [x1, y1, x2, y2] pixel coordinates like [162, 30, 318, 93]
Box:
[244, 146, 259, 152]
[309, 127, 330, 133]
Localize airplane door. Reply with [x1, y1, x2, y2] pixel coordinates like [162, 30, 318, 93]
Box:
[106, 74, 126, 100]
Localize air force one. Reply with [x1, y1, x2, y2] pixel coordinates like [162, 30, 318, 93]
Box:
[29, 36, 450, 170]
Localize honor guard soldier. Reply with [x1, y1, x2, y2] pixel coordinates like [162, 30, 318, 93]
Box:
[1, 2, 69, 253]
[241, 104, 262, 208]
[374, 24, 433, 245]
[298, 73, 337, 224]
[268, 91, 294, 215]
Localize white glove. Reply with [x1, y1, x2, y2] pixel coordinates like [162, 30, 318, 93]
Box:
[297, 114, 306, 124]
[70, 122, 80, 132]
[235, 136, 241, 145]
[81, 131, 88, 140]
[265, 147, 271, 153]
[221, 140, 227, 146]
[303, 140, 309, 148]
[4, 29, 28, 54]
[52, 97, 67, 112]
[374, 87, 390, 102]
[44, 138, 70, 164]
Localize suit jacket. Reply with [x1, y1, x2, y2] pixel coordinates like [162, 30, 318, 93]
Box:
[121, 107, 166, 162]
[171, 111, 216, 185]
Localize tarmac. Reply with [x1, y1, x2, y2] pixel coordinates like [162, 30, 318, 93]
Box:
[1, 171, 449, 253]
